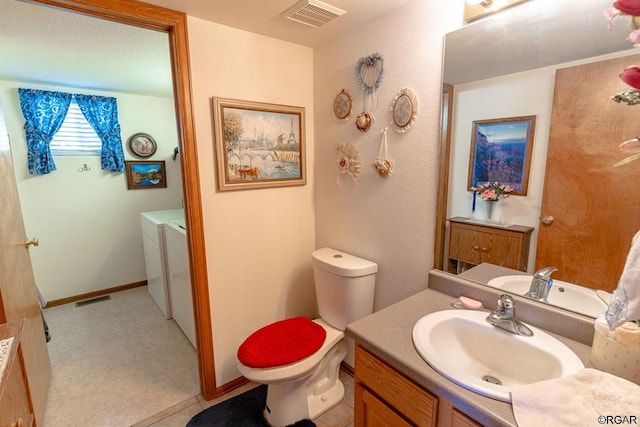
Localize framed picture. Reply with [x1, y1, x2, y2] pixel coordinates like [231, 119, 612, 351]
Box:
[125, 160, 167, 190]
[127, 132, 157, 158]
[213, 97, 306, 191]
[467, 115, 536, 196]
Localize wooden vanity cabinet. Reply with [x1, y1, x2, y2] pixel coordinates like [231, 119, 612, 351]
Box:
[447, 217, 533, 274]
[0, 321, 34, 427]
[355, 345, 482, 427]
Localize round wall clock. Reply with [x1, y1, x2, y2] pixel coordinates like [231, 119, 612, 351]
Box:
[128, 132, 157, 158]
[333, 89, 353, 122]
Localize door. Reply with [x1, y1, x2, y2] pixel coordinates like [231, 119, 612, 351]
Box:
[0, 102, 51, 425]
[536, 55, 640, 292]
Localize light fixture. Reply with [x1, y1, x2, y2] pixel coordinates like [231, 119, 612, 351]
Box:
[282, 0, 346, 28]
[466, 0, 494, 7]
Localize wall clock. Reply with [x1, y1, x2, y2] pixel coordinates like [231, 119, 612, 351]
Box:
[128, 132, 157, 158]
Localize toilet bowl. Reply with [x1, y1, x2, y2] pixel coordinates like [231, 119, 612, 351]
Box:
[236, 247, 377, 426]
[237, 318, 347, 426]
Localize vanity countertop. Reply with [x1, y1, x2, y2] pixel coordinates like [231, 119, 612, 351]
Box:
[346, 288, 594, 427]
[0, 320, 24, 403]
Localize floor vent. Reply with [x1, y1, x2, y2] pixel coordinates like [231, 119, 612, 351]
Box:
[75, 295, 111, 307]
[283, 0, 346, 28]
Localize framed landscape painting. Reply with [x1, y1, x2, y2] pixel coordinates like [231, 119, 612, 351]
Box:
[212, 97, 306, 192]
[125, 160, 167, 190]
[467, 115, 536, 196]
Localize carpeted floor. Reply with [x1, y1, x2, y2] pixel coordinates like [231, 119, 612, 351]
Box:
[186, 385, 315, 427]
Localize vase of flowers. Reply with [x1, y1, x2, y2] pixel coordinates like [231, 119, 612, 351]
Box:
[472, 181, 514, 221]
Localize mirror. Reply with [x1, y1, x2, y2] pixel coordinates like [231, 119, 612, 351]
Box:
[436, 0, 638, 318]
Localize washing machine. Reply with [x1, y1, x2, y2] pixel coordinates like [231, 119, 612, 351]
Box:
[140, 209, 184, 319]
[165, 218, 196, 348]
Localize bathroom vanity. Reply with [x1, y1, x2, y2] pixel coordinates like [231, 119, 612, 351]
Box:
[447, 217, 533, 274]
[346, 271, 594, 427]
[0, 320, 33, 427]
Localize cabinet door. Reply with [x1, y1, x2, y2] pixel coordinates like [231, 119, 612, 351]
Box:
[448, 226, 482, 265]
[0, 352, 33, 427]
[479, 233, 521, 268]
[452, 409, 483, 427]
[355, 383, 412, 427]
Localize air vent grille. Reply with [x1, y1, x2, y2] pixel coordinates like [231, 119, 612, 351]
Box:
[284, 0, 346, 28]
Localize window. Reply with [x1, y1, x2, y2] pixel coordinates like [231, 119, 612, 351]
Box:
[50, 99, 102, 155]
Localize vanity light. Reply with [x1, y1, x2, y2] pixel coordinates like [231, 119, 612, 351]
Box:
[464, 0, 527, 22]
[466, 0, 494, 7]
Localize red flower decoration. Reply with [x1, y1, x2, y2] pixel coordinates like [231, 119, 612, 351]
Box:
[620, 65, 640, 89]
[614, 0, 640, 16]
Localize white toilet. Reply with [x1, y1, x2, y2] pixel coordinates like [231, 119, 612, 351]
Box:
[236, 247, 377, 426]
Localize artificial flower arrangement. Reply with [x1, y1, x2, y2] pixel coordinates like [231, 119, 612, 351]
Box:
[605, 0, 640, 166]
[472, 181, 513, 201]
[606, 1, 640, 93]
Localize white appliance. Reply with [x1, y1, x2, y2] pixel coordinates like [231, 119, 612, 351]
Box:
[165, 218, 196, 348]
[140, 209, 184, 319]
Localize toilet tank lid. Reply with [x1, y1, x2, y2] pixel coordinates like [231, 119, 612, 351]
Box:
[312, 247, 378, 277]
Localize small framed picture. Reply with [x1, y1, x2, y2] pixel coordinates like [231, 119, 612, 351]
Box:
[467, 115, 536, 196]
[127, 132, 157, 158]
[125, 160, 167, 190]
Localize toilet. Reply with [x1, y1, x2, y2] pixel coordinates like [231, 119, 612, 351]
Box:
[236, 247, 377, 426]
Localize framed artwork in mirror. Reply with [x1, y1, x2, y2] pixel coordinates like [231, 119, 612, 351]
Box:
[127, 132, 157, 158]
[333, 89, 353, 122]
[125, 160, 167, 190]
[213, 97, 306, 191]
[467, 115, 536, 196]
[390, 88, 418, 132]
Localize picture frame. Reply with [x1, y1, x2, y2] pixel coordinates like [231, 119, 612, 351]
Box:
[127, 132, 157, 158]
[125, 160, 167, 190]
[467, 115, 536, 196]
[333, 89, 353, 122]
[389, 88, 418, 132]
[212, 97, 306, 191]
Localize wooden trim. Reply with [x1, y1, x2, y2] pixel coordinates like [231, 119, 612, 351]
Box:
[44, 281, 146, 308]
[26, 0, 215, 400]
[434, 84, 453, 270]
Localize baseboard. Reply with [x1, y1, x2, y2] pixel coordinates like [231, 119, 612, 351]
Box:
[45, 281, 147, 308]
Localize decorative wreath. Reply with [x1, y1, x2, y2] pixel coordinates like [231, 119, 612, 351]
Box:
[337, 141, 362, 182]
[355, 52, 384, 94]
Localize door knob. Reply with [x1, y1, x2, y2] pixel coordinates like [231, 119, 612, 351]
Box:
[542, 215, 554, 226]
[24, 237, 39, 248]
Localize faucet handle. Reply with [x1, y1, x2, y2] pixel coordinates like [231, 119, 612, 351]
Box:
[497, 294, 514, 310]
[534, 266, 558, 279]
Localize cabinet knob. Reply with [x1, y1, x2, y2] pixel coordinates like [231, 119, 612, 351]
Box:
[481, 247, 489, 252]
[472, 245, 480, 251]
[542, 215, 554, 225]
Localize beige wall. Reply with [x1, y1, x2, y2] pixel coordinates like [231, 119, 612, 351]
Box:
[313, 1, 463, 310]
[186, 17, 316, 386]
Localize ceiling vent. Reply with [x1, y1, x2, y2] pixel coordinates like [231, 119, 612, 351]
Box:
[283, 0, 346, 28]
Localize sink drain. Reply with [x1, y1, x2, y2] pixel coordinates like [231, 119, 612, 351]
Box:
[482, 375, 502, 385]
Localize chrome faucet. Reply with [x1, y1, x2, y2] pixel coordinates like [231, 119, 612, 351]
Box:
[525, 267, 558, 303]
[486, 294, 533, 336]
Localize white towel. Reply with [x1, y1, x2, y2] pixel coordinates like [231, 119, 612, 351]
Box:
[606, 230, 640, 327]
[511, 368, 640, 427]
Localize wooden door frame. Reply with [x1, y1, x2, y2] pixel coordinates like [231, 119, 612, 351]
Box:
[23, 0, 216, 399]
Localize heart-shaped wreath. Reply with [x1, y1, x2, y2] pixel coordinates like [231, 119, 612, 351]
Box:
[355, 52, 384, 94]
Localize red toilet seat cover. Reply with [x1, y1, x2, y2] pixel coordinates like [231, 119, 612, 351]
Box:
[238, 316, 327, 368]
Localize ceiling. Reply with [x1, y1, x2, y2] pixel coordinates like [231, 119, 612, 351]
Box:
[0, 0, 416, 97]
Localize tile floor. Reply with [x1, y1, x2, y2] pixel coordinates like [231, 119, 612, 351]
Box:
[42, 287, 355, 426]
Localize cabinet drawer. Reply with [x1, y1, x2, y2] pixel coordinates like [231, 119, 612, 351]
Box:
[452, 408, 483, 427]
[356, 383, 413, 427]
[356, 345, 438, 427]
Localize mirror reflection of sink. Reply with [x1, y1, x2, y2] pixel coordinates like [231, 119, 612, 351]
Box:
[412, 310, 584, 402]
[486, 275, 607, 318]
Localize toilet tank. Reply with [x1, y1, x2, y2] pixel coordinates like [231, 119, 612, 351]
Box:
[312, 247, 377, 331]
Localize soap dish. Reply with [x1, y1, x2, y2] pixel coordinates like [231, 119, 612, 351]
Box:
[452, 296, 483, 310]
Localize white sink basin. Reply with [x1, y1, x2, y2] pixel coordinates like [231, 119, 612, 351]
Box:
[412, 310, 584, 402]
[486, 275, 607, 318]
